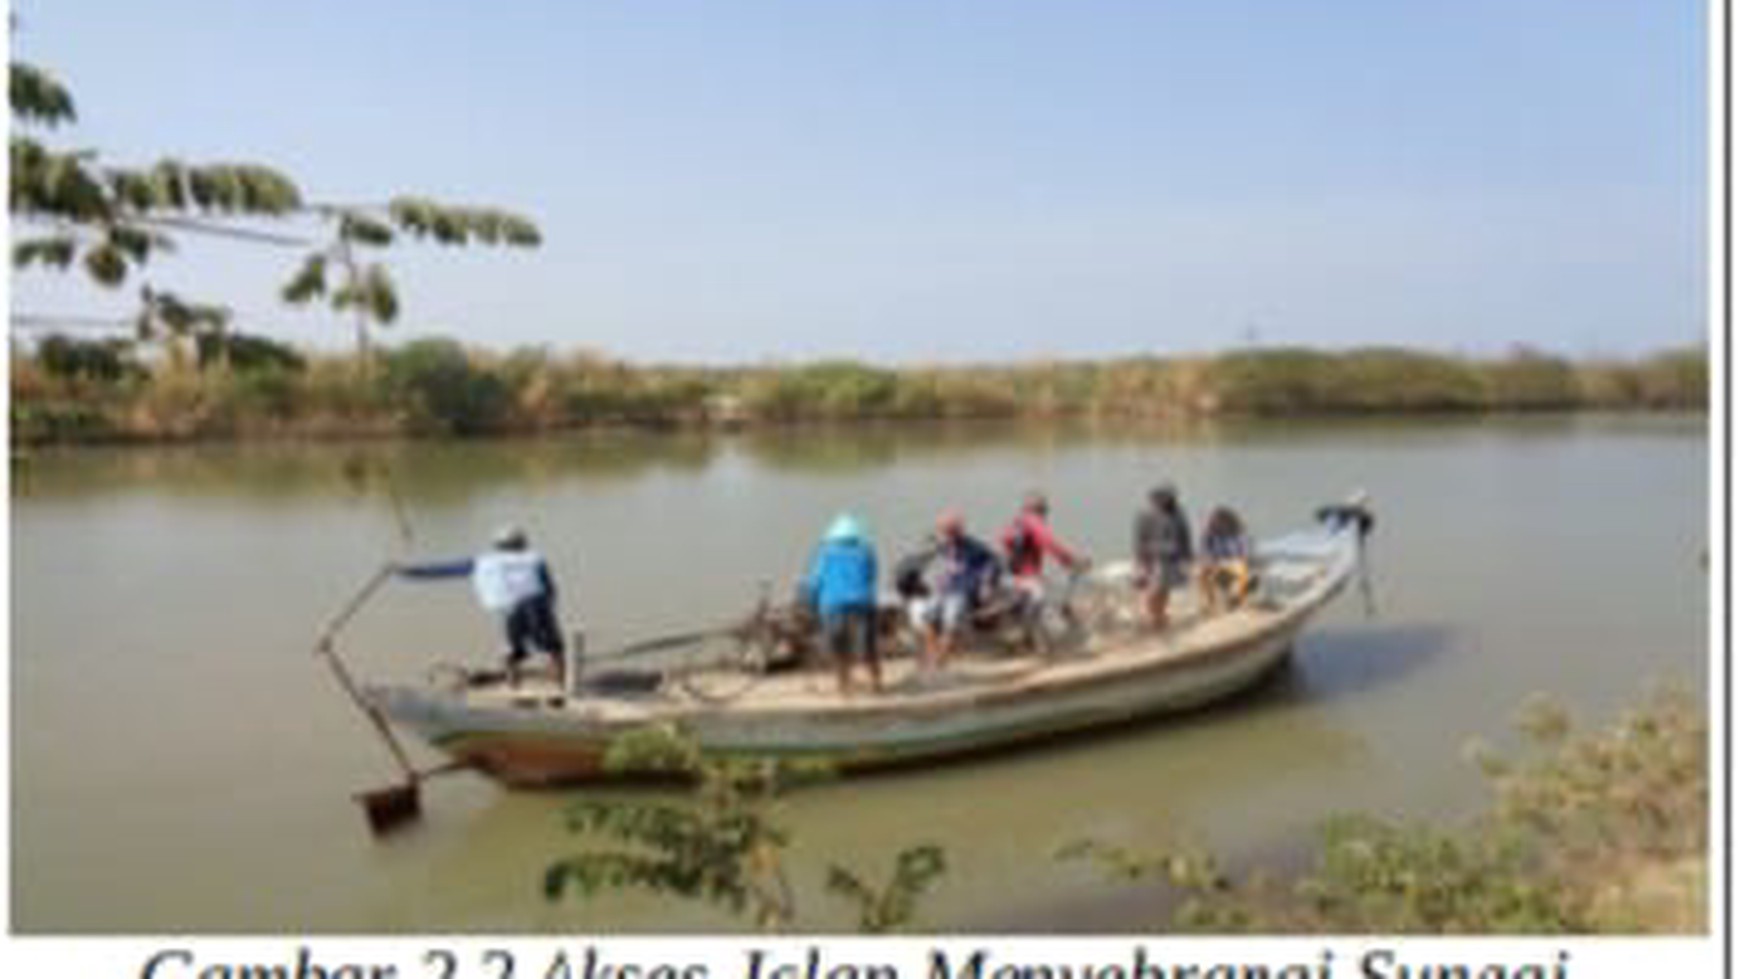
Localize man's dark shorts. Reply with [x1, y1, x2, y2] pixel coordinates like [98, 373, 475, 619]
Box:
[506, 594, 565, 662]
[822, 606, 878, 665]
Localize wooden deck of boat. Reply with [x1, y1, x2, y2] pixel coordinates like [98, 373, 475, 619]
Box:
[718, 601, 1281, 712]
[463, 593, 1293, 721]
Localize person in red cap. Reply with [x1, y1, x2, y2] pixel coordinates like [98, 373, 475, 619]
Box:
[1000, 491, 1090, 620]
[914, 509, 1000, 672]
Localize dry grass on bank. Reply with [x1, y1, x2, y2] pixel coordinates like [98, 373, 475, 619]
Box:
[10, 336, 1710, 445]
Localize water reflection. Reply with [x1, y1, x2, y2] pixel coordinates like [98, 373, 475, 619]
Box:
[1282, 622, 1455, 707]
[13, 432, 724, 502]
[13, 414, 1698, 503]
[726, 419, 1207, 471]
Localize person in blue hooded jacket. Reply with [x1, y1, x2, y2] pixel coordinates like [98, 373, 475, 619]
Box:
[801, 513, 882, 694]
[396, 525, 568, 688]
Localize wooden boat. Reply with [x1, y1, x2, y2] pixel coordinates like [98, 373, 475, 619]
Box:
[363, 500, 1374, 787]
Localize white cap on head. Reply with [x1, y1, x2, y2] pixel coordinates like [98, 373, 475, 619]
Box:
[492, 524, 528, 549]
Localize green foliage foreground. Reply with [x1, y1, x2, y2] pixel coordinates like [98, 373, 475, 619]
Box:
[1061, 684, 1707, 934]
[11, 58, 540, 365]
[542, 725, 947, 933]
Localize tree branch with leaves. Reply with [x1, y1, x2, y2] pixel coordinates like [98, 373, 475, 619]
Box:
[543, 725, 948, 933]
[10, 59, 541, 363]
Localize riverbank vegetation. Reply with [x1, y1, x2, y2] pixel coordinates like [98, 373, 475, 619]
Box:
[1063, 684, 1706, 933]
[10, 335, 1708, 445]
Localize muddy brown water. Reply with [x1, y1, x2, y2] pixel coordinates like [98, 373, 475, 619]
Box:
[10, 414, 1708, 932]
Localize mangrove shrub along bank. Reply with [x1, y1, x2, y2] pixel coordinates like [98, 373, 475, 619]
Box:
[10, 335, 1707, 445]
[1061, 685, 1706, 934]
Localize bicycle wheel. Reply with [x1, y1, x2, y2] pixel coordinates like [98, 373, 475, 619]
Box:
[1070, 576, 1137, 641]
[673, 631, 767, 703]
[1028, 601, 1073, 654]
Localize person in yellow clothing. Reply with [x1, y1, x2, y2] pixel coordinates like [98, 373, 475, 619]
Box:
[1197, 506, 1254, 614]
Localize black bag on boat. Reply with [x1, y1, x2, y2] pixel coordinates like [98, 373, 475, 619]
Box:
[580, 669, 663, 695]
[894, 550, 934, 599]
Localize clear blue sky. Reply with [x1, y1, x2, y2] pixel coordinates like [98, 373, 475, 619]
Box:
[10, 1, 1709, 363]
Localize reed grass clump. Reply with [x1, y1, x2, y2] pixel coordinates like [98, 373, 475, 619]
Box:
[1208, 347, 1489, 414]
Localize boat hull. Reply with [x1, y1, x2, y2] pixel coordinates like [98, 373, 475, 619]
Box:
[379, 627, 1306, 786]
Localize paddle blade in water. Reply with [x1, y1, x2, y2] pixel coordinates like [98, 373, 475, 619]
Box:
[356, 783, 420, 836]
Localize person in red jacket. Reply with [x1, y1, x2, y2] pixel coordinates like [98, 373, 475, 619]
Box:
[1001, 491, 1090, 614]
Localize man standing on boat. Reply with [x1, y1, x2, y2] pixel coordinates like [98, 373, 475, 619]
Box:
[801, 513, 882, 695]
[1001, 491, 1090, 615]
[395, 525, 568, 688]
[1134, 484, 1192, 630]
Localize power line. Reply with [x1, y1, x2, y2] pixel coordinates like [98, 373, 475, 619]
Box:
[135, 214, 313, 247]
[10, 312, 134, 332]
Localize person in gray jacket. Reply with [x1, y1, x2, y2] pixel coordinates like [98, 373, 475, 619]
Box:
[1133, 484, 1192, 630]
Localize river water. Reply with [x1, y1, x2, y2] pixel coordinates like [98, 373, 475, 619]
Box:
[10, 415, 1709, 933]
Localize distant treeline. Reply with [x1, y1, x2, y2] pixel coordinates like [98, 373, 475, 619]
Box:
[10, 333, 1708, 445]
